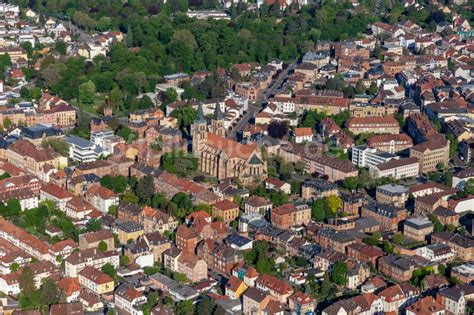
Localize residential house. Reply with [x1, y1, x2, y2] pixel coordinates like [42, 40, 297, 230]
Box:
[79, 230, 115, 251]
[406, 296, 445, 315]
[115, 284, 147, 315]
[271, 204, 311, 230]
[255, 274, 294, 303]
[404, 217, 434, 242]
[225, 276, 248, 299]
[64, 248, 119, 277]
[78, 266, 114, 295]
[39, 183, 73, 212]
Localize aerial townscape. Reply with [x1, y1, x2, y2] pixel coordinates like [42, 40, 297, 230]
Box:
[0, 0, 472, 314]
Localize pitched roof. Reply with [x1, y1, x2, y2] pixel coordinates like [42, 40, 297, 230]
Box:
[206, 133, 259, 159]
[213, 199, 238, 211]
[57, 277, 81, 296]
[41, 183, 73, 200]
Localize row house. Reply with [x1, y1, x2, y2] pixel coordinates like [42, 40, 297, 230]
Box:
[196, 239, 243, 274]
[0, 175, 41, 194]
[115, 284, 147, 315]
[5, 140, 67, 177]
[367, 133, 413, 154]
[79, 230, 115, 251]
[305, 154, 359, 182]
[40, 183, 73, 212]
[361, 203, 408, 231]
[0, 261, 59, 296]
[431, 232, 474, 261]
[346, 116, 400, 135]
[322, 293, 383, 315]
[85, 185, 118, 214]
[0, 188, 38, 210]
[409, 137, 450, 173]
[255, 274, 294, 303]
[78, 266, 114, 295]
[0, 217, 52, 263]
[313, 228, 356, 254]
[378, 283, 420, 314]
[139, 206, 178, 234]
[64, 248, 119, 277]
[65, 196, 95, 220]
[270, 203, 311, 230]
[378, 254, 420, 282]
[346, 243, 384, 267]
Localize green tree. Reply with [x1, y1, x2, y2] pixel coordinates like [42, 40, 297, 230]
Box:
[428, 214, 444, 233]
[78, 80, 96, 105]
[126, 25, 134, 47]
[101, 263, 116, 278]
[342, 177, 358, 191]
[41, 279, 61, 306]
[197, 295, 216, 314]
[326, 195, 342, 215]
[393, 233, 405, 245]
[175, 300, 194, 315]
[137, 176, 155, 203]
[311, 199, 326, 221]
[100, 175, 127, 193]
[3, 117, 12, 129]
[164, 88, 178, 104]
[364, 231, 382, 246]
[98, 241, 108, 252]
[330, 261, 348, 285]
[54, 41, 67, 55]
[120, 255, 130, 267]
[20, 86, 31, 99]
[10, 262, 19, 273]
[19, 266, 36, 296]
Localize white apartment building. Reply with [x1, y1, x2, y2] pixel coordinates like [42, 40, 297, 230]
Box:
[352, 145, 399, 168]
[415, 243, 454, 263]
[66, 135, 102, 163]
[370, 157, 420, 179]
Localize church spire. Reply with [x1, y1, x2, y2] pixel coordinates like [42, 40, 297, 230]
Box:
[214, 99, 223, 121]
[195, 102, 206, 124]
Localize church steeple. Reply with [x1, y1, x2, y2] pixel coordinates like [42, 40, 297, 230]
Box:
[195, 102, 206, 124]
[210, 99, 225, 137]
[191, 102, 208, 157]
[214, 99, 223, 121]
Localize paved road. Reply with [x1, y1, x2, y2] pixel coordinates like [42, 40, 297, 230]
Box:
[257, 63, 296, 104]
[228, 62, 296, 140]
[44, 13, 93, 44]
[228, 104, 258, 140]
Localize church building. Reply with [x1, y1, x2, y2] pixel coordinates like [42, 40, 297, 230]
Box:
[191, 101, 267, 185]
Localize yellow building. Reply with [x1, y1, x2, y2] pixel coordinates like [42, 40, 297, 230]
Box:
[225, 276, 249, 299]
[78, 266, 115, 294]
[117, 221, 144, 244]
[212, 199, 240, 224]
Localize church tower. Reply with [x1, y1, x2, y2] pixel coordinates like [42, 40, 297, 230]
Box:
[191, 103, 208, 156]
[210, 99, 226, 137]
